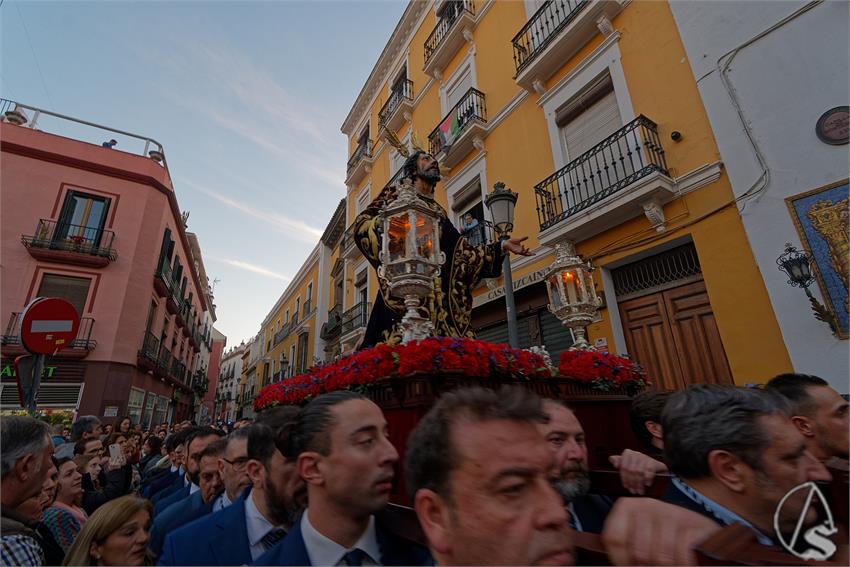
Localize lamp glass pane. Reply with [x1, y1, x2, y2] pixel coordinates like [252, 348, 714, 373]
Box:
[547, 275, 562, 308]
[415, 215, 435, 260]
[489, 198, 510, 228]
[388, 213, 409, 262]
[561, 269, 580, 305]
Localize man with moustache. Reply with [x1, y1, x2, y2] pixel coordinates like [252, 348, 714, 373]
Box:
[353, 150, 532, 347]
[148, 439, 226, 557]
[406, 387, 573, 566]
[662, 385, 832, 546]
[154, 427, 224, 515]
[158, 424, 302, 566]
[254, 391, 430, 566]
[538, 399, 613, 533]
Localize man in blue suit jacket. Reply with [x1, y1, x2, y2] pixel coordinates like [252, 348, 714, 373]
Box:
[154, 427, 224, 516]
[158, 424, 302, 566]
[149, 441, 226, 557]
[254, 391, 430, 566]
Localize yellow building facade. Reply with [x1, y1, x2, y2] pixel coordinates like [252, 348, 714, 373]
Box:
[334, 0, 793, 388]
[256, 245, 321, 387]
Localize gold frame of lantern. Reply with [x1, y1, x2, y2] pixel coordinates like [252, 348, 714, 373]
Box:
[378, 177, 446, 343]
[545, 241, 602, 350]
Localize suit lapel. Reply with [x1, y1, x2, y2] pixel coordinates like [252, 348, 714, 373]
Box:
[211, 495, 251, 565]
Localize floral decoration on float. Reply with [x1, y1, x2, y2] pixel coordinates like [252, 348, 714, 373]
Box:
[254, 337, 647, 411]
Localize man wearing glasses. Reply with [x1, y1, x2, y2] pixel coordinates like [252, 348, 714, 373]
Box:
[214, 427, 251, 511]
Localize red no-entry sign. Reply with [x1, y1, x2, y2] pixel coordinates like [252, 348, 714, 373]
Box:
[19, 297, 81, 355]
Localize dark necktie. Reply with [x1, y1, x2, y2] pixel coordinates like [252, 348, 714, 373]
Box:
[343, 548, 365, 566]
[260, 527, 287, 550]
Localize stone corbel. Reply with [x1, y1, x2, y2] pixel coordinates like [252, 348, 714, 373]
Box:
[641, 198, 666, 232]
[365, 164, 372, 174]
[403, 110, 412, 122]
[532, 79, 546, 96]
[462, 28, 474, 43]
[433, 68, 443, 81]
[596, 14, 615, 37]
[472, 136, 485, 152]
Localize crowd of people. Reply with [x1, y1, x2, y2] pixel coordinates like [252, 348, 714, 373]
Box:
[1, 372, 846, 566]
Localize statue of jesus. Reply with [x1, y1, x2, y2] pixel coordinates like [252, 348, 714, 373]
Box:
[353, 151, 533, 348]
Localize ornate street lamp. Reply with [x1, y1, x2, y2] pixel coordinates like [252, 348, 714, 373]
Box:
[378, 177, 445, 343]
[485, 182, 520, 348]
[544, 241, 602, 350]
[776, 243, 838, 333]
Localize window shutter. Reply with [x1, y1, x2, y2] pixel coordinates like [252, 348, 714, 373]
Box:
[560, 89, 622, 161]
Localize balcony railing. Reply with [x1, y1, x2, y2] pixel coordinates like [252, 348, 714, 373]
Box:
[21, 219, 117, 264]
[378, 79, 414, 129]
[424, 0, 476, 66]
[512, 0, 589, 74]
[303, 299, 312, 317]
[341, 301, 371, 335]
[429, 88, 487, 156]
[2, 312, 97, 351]
[321, 303, 344, 339]
[138, 332, 161, 364]
[534, 115, 668, 231]
[346, 140, 372, 175]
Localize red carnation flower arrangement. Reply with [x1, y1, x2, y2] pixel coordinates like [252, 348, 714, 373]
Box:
[557, 349, 647, 394]
[254, 337, 552, 411]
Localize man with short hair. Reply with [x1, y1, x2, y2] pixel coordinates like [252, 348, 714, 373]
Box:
[158, 423, 302, 566]
[214, 426, 252, 512]
[1, 416, 54, 566]
[155, 427, 225, 515]
[765, 373, 849, 461]
[406, 387, 570, 566]
[149, 438, 227, 557]
[628, 389, 672, 457]
[145, 428, 194, 502]
[73, 438, 104, 459]
[255, 390, 430, 566]
[662, 384, 831, 545]
[69, 416, 101, 442]
[538, 399, 613, 533]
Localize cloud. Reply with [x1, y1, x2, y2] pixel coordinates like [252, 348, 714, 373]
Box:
[151, 36, 346, 190]
[208, 256, 292, 282]
[180, 178, 323, 243]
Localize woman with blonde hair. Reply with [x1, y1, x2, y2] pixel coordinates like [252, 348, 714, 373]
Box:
[63, 495, 152, 566]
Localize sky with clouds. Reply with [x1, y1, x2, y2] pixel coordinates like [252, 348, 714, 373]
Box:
[2, 0, 407, 346]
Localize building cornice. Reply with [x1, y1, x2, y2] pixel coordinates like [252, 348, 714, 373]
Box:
[320, 198, 347, 247]
[260, 243, 321, 328]
[341, 1, 432, 136]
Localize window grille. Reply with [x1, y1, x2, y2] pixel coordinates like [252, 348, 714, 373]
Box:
[612, 243, 702, 298]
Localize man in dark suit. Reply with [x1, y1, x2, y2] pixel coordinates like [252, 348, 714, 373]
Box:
[661, 385, 831, 546]
[254, 391, 430, 566]
[157, 424, 301, 566]
[149, 438, 226, 557]
[145, 428, 192, 501]
[538, 399, 613, 533]
[154, 427, 224, 516]
[406, 386, 572, 566]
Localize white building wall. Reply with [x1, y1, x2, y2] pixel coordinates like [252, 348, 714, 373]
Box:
[669, 0, 849, 392]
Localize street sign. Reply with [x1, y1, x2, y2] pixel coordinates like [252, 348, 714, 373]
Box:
[19, 297, 80, 355]
[15, 297, 80, 415]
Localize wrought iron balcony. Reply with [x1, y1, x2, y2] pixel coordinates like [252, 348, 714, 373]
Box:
[2, 312, 97, 355]
[428, 88, 487, 167]
[511, 0, 624, 93]
[321, 303, 344, 340]
[346, 140, 373, 185]
[341, 301, 370, 335]
[534, 115, 669, 233]
[303, 299, 312, 317]
[138, 331, 161, 366]
[512, 0, 589, 73]
[378, 79, 414, 132]
[21, 219, 117, 267]
[424, 0, 476, 78]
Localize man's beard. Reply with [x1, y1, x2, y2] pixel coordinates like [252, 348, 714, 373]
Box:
[265, 479, 303, 529]
[417, 164, 441, 185]
[553, 462, 591, 503]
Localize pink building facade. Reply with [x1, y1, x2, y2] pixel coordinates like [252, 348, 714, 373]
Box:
[0, 102, 213, 426]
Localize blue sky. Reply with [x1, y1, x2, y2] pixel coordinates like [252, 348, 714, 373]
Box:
[2, 0, 407, 346]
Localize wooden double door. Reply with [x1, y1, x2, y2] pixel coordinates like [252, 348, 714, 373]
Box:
[618, 280, 733, 390]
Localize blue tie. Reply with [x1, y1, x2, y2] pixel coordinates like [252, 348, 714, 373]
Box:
[343, 549, 365, 566]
